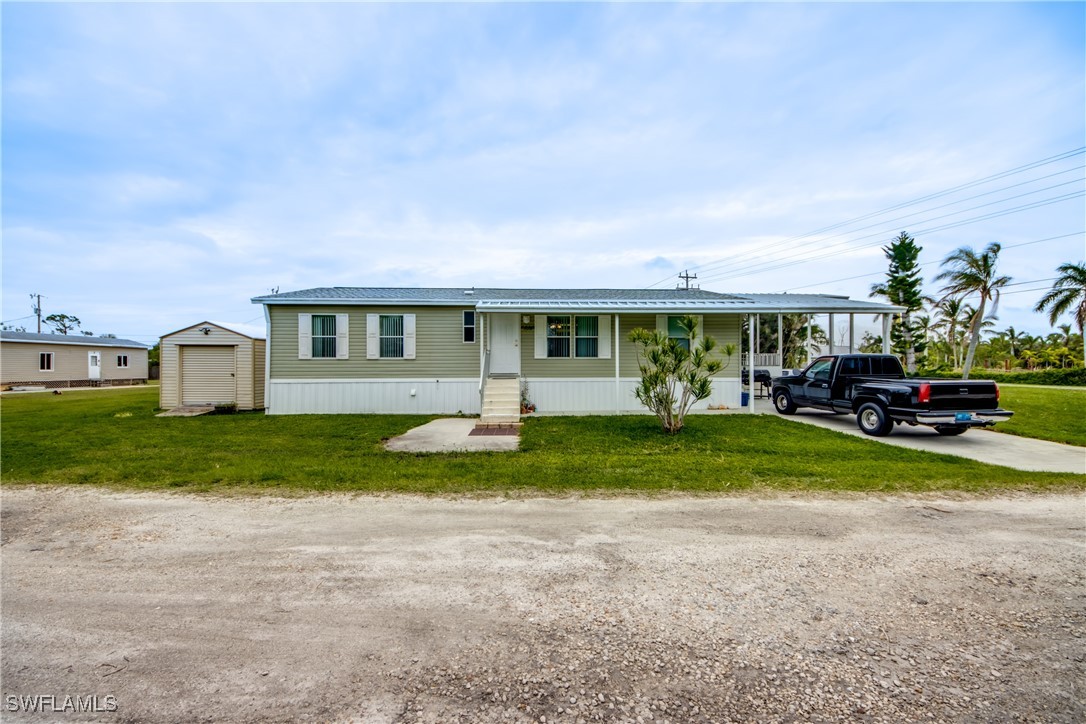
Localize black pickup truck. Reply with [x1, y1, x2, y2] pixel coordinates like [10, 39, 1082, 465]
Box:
[770, 354, 1013, 437]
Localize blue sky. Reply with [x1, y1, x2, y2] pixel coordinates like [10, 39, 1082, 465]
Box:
[3, 2, 1084, 345]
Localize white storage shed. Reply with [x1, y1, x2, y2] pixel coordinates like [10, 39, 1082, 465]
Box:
[160, 321, 266, 411]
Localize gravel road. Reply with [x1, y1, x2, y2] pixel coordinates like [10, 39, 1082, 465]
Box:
[2, 487, 1083, 723]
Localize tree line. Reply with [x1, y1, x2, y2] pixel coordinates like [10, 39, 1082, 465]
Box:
[867, 232, 1084, 379]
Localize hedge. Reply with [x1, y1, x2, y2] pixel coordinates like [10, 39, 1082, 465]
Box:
[916, 367, 1086, 386]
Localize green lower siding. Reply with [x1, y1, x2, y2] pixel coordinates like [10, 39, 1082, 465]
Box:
[269, 305, 480, 379]
[269, 306, 743, 381]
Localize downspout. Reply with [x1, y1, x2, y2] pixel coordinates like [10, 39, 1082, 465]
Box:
[614, 314, 621, 412]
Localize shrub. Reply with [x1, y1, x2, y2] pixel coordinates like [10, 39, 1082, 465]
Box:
[629, 315, 736, 434]
[916, 367, 1086, 386]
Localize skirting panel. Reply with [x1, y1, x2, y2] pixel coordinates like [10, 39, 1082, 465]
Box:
[524, 378, 742, 413]
[268, 379, 479, 415]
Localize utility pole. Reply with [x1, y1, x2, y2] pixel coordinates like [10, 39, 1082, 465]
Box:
[30, 293, 42, 333]
[677, 270, 698, 290]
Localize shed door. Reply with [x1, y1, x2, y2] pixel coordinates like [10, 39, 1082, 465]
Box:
[182, 346, 236, 405]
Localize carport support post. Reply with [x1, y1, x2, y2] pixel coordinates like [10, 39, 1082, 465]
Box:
[882, 314, 892, 354]
[849, 313, 855, 353]
[777, 313, 783, 367]
[806, 314, 812, 364]
[747, 314, 755, 411]
[828, 314, 835, 356]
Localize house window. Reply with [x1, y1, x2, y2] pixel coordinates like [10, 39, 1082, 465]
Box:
[667, 316, 691, 351]
[546, 316, 571, 358]
[574, 316, 598, 358]
[39, 352, 53, 371]
[116, 354, 129, 368]
[380, 315, 404, 358]
[312, 315, 337, 358]
[463, 311, 476, 343]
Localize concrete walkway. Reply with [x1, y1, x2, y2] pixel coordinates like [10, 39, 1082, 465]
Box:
[777, 407, 1085, 474]
[384, 418, 519, 453]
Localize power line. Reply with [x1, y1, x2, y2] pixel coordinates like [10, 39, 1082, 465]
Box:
[666, 162, 1086, 285]
[702, 185, 1084, 285]
[697, 190, 1084, 286]
[782, 232, 1084, 292]
[646, 146, 1086, 288]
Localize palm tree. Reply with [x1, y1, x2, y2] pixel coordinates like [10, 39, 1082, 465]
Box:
[1034, 262, 1086, 336]
[1001, 326, 1023, 358]
[931, 296, 965, 368]
[934, 242, 1012, 379]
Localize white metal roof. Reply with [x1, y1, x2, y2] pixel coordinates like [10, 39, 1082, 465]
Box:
[252, 287, 904, 315]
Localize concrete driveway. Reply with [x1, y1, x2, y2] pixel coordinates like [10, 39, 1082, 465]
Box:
[772, 406, 1085, 473]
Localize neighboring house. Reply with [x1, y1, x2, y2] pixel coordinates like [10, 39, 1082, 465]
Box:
[251, 287, 903, 419]
[0, 331, 149, 389]
[159, 321, 266, 410]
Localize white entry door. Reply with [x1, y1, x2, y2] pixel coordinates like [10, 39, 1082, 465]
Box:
[88, 352, 101, 380]
[489, 314, 520, 375]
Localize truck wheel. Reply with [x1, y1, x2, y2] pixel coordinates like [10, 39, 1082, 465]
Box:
[857, 402, 893, 437]
[773, 389, 796, 415]
[935, 426, 967, 436]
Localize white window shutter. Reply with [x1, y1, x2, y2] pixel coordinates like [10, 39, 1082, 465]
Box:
[534, 315, 547, 359]
[656, 315, 667, 336]
[366, 314, 379, 359]
[298, 313, 312, 359]
[335, 313, 349, 359]
[598, 315, 611, 359]
[403, 314, 416, 359]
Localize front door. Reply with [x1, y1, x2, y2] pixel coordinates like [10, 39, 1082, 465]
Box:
[88, 352, 101, 380]
[489, 314, 520, 375]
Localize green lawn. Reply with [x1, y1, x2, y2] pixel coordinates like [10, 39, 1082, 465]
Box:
[994, 385, 1086, 447]
[1, 387, 1082, 494]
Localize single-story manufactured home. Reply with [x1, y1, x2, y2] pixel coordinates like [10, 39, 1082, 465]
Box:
[251, 287, 903, 419]
[159, 321, 266, 410]
[0, 331, 149, 389]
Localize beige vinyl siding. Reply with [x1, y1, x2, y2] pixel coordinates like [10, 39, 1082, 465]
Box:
[269, 305, 479, 379]
[519, 314, 613, 378]
[160, 323, 262, 410]
[1, 342, 148, 384]
[517, 313, 741, 380]
[252, 338, 266, 410]
[617, 313, 741, 379]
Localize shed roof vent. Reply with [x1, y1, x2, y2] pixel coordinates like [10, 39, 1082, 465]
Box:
[464, 289, 474, 295]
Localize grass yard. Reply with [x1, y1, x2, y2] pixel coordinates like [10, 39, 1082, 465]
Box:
[994, 384, 1086, 447]
[1, 386, 1083, 494]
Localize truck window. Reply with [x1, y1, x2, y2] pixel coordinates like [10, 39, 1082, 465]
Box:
[805, 357, 834, 381]
[872, 357, 904, 375]
[840, 357, 870, 375]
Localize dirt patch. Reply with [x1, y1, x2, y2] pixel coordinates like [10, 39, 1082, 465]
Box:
[1, 487, 1083, 722]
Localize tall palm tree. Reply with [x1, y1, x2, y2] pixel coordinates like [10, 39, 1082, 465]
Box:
[931, 296, 965, 368]
[934, 242, 1012, 379]
[1034, 262, 1086, 336]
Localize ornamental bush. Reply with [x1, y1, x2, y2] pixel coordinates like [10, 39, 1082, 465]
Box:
[629, 315, 736, 434]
